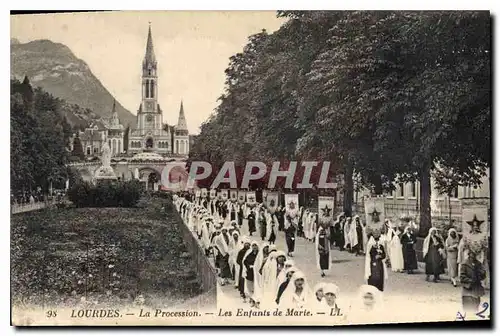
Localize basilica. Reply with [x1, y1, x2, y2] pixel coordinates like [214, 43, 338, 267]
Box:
[77, 25, 191, 158]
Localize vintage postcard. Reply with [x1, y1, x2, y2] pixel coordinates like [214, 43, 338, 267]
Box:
[10, 10, 491, 326]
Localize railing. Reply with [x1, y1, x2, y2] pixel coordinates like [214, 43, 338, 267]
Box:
[11, 200, 54, 214]
[173, 207, 217, 293]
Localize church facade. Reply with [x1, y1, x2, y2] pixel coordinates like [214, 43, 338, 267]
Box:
[127, 25, 190, 156]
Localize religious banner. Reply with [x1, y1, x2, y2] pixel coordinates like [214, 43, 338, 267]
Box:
[221, 189, 228, 201]
[266, 192, 279, 214]
[262, 190, 268, 201]
[200, 188, 208, 198]
[461, 198, 489, 252]
[364, 197, 385, 232]
[246, 191, 257, 207]
[284, 193, 299, 217]
[209, 189, 216, 199]
[318, 196, 335, 225]
[237, 191, 246, 205]
[217, 191, 223, 201]
[229, 189, 238, 202]
[195, 190, 201, 199]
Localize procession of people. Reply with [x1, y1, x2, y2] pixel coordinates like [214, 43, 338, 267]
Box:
[173, 190, 488, 320]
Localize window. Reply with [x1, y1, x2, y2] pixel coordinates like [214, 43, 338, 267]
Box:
[145, 79, 150, 98]
[398, 183, 404, 197]
[452, 187, 459, 198]
[93, 147, 99, 154]
[86, 147, 91, 155]
[410, 182, 416, 198]
[150, 80, 155, 98]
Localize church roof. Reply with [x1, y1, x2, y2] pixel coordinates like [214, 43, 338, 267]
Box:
[176, 100, 189, 132]
[143, 24, 156, 66]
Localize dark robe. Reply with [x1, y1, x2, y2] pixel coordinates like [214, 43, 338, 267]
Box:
[400, 232, 418, 270]
[248, 211, 256, 234]
[298, 208, 305, 238]
[218, 233, 232, 279]
[367, 241, 386, 292]
[236, 247, 249, 297]
[424, 236, 445, 277]
[259, 212, 267, 240]
[268, 218, 277, 244]
[276, 279, 290, 304]
[353, 223, 364, 254]
[285, 220, 297, 253]
[244, 251, 258, 281]
[221, 203, 228, 219]
[317, 230, 330, 270]
[277, 210, 285, 231]
[237, 207, 244, 226]
[338, 221, 346, 251]
[230, 205, 236, 221]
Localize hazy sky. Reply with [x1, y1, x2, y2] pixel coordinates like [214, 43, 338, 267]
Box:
[10, 11, 286, 134]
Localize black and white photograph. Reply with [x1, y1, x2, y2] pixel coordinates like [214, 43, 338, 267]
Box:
[9, 9, 491, 327]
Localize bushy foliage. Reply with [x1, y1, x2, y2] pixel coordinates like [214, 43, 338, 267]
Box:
[189, 11, 491, 233]
[68, 180, 143, 207]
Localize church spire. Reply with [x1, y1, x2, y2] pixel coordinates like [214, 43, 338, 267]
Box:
[143, 23, 156, 66]
[176, 100, 188, 132]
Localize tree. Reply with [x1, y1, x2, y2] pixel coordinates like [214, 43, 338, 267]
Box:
[71, 134, 85, 160]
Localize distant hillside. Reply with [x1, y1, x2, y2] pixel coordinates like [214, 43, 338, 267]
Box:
[11, 39, 136, 127]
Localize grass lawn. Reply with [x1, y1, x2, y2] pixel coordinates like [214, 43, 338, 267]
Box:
[11, 196, 211, 309]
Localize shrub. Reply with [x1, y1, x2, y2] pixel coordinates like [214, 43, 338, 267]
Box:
[68, 180, 143, 208]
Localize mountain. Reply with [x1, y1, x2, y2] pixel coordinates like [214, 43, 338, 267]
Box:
[10, 39, 136, 128]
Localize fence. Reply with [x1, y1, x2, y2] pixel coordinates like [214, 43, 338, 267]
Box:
[173, 207, 217, 294]
[11, 200, 55, 214]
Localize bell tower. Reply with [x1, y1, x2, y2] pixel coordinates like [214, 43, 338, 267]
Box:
[138, 23, 161, 131]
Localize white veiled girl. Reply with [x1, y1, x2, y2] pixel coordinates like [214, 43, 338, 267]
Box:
[241, 240, 260, 300]
[312, 282, 327, 309]
[279, 270, 312, 309]
[307, 212, 317, 241]
[302, 209, 311, 239]
[200, 220, 211, 251]
[346, 285, 384, 324]
[389, 227, 404, 272]
[228, 230, 241, 278]
[252, 242, 271, 304]
[318, 283, 343, 317]
[261, 250, 287, 305]
[349, 215, 368, 253]
[234, 236, 251, 289]
[276, 259, 295, 287]
[344, 217, 352, 249]
[265, 212, 278, 241]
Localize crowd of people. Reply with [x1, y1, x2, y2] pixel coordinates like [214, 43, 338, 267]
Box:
[173, 192, 488, 319]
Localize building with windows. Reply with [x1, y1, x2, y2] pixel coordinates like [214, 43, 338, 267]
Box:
[352, 168, 490, 225]
[76, 100, 125, 157]
[127, 24, 190, 156]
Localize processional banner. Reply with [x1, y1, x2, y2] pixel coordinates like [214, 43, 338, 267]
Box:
[221, 189, 228, 201]
[461, 198, 489, 252]
[246, 191, 257, 207]
[364, 197, 385, 232]
[237, 190, 246, 205]
[318, 196, 335, 225]
[200, 188, 208, 198]
[229, 189, 238, 202]
[266, 192, 279, 214]
[209, 189, 216, 199]
[284, 194, 299, 217]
